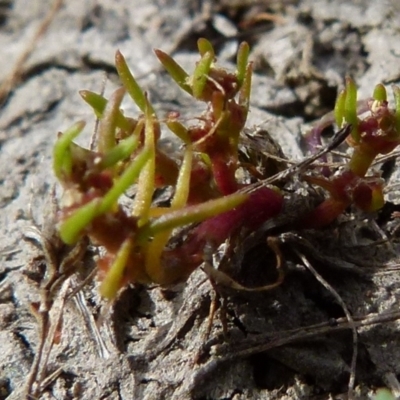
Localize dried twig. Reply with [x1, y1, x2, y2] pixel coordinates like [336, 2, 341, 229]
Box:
[182, 306, 400, 398]
[217, 309, 400, 359]
[293, 248, 358, 399]
[244, 124, 351, 193]
[72, 276, 115, 359]
[23, 225, 87, 398]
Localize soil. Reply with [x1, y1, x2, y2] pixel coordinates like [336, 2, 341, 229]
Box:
[1, 1, 400, 399]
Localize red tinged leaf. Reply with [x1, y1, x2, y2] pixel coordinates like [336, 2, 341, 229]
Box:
[353, 180, 384, 212]
[192, 187, 283, 245]
[299, 198, 348, 229]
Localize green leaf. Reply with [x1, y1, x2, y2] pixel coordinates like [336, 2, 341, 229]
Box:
[98, 128, 141, 170]
[59, 199, 100, 245]
[334, 89, 346, 128]
[58, 142, 149, 244]
[100, 147, 151, 213]
[344, 77, 359, 141]
[373, 388, 395, 400]
[144, 229, 171, 283]
[154, 49, 192, 95]
[171, 145, 193, 209]
[115, 50, 154, 114]
[100, 238, 134, 299]
[143, 145, 194, 281]
[53, 121, 85, 179]
[197, 38, 215, 57]
[166, 118, 191, 144]
[393, 85, 400, 133]
[131, 97, 156, 224]
[236, 42, 250, 86]
[373, 83, 387, 102]
[98, 87, 125, 153]
[238, 62, 252, 111]
[137, 192, 248, 241]
[192, 51, 214, 99]
[79, 90, 131, 131]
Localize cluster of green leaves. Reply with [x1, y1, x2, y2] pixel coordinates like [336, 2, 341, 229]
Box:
[301, 79, 400, 228]
[53, 39, 284, 299]
[54, 36, 400, 299]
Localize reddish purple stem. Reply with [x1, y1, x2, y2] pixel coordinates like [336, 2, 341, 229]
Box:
[191, 186, 283, 247]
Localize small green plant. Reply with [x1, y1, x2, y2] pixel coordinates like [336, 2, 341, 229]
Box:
[373, 388, 396, 400]
[54, 39, 283, 299]
[53, 37, 400, 300]
[300, 78, 400, 228]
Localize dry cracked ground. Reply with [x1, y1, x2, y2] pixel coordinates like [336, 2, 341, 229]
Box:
[1, 1, 400, 399]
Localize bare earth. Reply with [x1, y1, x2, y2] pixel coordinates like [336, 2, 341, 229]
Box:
[1, 1, 400, 399]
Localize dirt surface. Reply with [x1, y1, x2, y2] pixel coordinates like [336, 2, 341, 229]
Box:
[1, 1, 400, 399]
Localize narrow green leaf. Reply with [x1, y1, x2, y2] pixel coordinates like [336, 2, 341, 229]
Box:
[115, 50, 154, 114]
[53, 121, 85, 179]
[99, 147, 151, 213]
[197, 38, 214, 57]
[137, 192, 248, 241]
[373, 83, 387, 102]
[344, 77, 359, 141]
[131, 98, 156, 224]
[61, 149, 150, 245]
[99, 131, 140, 170]
[334, 89, 346, 128]
[166, 119, 190, 144]
[59, 199, 100, 245]
[154, 49, 192, 95]
[236, 42, 250, 86]
[100, 238, 134, 299]
[144, 230, 171, 283]
[171, 145, 193, 209]
[393, 85, 400, 133]
[192, 51, 214, 99]
[143, 145, 194, 281]
[238, 62, 252, 111]
[98, 87, 125, 153]
[79, 90, 131, 131]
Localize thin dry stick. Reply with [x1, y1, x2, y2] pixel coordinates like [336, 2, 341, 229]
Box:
[34, 279, 71, 398]
[24, 305, 50, 398]
[327, 150, 351, 159]
[293, 249, 358, 400]
[240, 11, 286, 28]
[37, 367, 63, 395]
[23, 224, 87, 397]
[71, 276, 114, 359]
[374, 150, 400, 165]
[24, 279, 70, 399]
[0, 0, 63, 104]
[205, 284, 219, 340]
[216, 309, 400, 360]
[243, 124, 352, 193]
[187, 308, 400, 397]
[23, 227, 59, 397]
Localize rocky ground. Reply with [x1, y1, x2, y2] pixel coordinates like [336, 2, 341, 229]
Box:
[1, 0, 400, 399]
